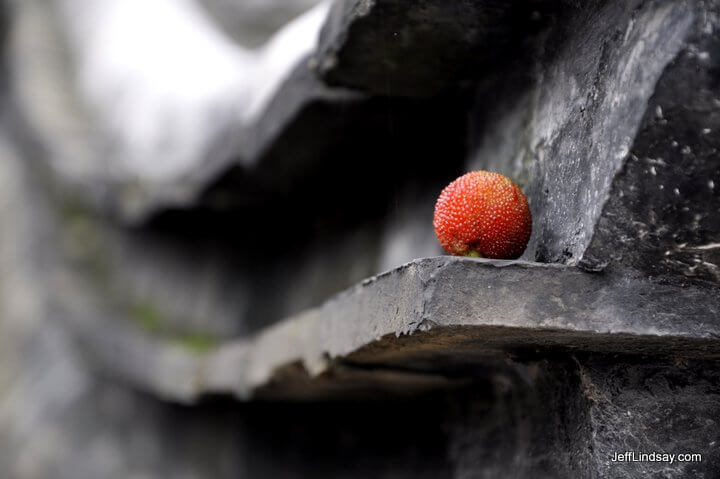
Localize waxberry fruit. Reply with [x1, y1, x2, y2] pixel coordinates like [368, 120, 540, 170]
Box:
[433, 171, 532, 259]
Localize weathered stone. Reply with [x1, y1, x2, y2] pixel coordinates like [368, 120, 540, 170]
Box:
[2, 0, 720, 478]
[315, 0, 551, 97]
[55, 256, 720, 402]
[449, 360, 593, 479]
[45, 91, 466, 349]
[449, 356, 720, 479]
[469, 1, 693, 264]
[577, 356, 720, 478]
[9, 0, 340, 221]
[467, 0, 720, 288]
[581, 5, 720, 286]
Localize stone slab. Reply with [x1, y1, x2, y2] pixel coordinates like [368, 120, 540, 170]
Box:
[61, 257, 720, 403]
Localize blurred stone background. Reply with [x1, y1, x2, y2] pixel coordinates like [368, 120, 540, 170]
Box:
[0, 0, 719, 478]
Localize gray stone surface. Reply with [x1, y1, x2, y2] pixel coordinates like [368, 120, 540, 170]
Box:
[466, 0, 720, 283]
[9, 0, 341, 222]
[450, 356, 720, 478]
[449, 360, 593, 479]
[314, 0, 542, 97]
[581, 5, 720, 285]
[1, 0, 720, 477]
[469, 0, 696, 265]
[45, 93, 466, 347]
[55, 256, 720, 402]
[578, 357, 720, 478]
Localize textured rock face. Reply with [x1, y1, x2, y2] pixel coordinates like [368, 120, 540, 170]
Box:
[579, 358, 720, 479]
[315, 0, 529, 97]
[1, 0, 720, 478]
[469, 0, 698, 266]
[581, 7, 720, 285]
[449, 360, 593, 479]
[450, 357, 720, 478]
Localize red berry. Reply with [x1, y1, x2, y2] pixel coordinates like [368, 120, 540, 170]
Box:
[433, 171, 532, 259]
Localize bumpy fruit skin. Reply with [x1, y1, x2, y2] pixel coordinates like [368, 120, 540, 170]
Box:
[433, 171, 532, 259]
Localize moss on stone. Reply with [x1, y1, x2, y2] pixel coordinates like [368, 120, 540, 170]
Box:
[131, 301, 165, 334]
[173, 333, 220, 355]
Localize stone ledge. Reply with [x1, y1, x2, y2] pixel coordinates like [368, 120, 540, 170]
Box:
[67, 257, 720, 403]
